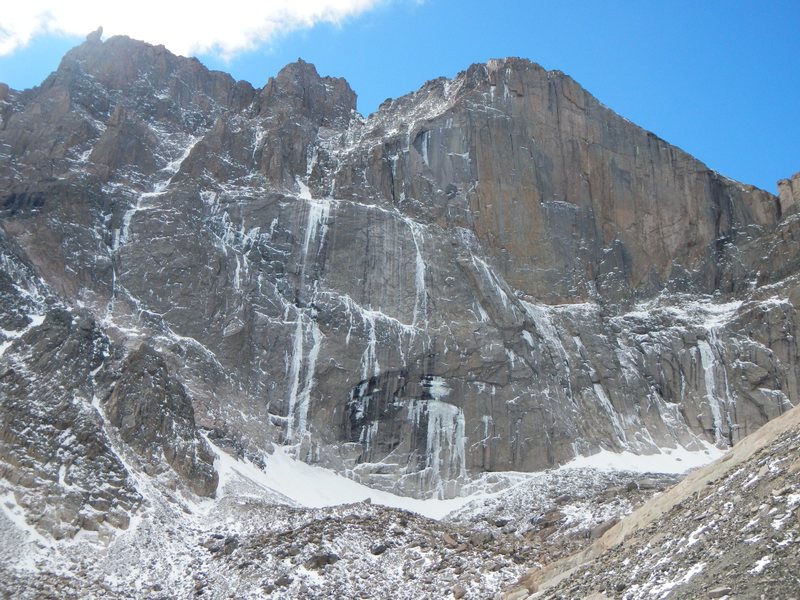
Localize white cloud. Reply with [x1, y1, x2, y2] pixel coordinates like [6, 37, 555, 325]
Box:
[0, 0, 384, 58]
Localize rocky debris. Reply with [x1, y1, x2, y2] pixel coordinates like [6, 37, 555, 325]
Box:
[202, 534, 238, 556]
[0, 449, 681, 600]
[166, 500, 605, 598]
[508, 403, 800, 599]
[304, 551, 340, 570]
[370, 542, 388, 555]
[448, 469, 680, 569]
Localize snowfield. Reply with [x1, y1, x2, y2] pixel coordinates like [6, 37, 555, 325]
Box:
[209, 440, 479, 519]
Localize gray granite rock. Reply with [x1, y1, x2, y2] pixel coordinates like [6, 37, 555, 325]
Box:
[0, 35, 797, 503]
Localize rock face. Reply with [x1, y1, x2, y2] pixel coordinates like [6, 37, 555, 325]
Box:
[0, 34, 798, 511]
[778, 172, 800, 217]
[104, 344, 218, 497]
[0, 232, 211, 540]
[0, 295, 142, 539]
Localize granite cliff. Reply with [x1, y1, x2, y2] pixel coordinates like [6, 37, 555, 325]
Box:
[0, 32, 798, 551]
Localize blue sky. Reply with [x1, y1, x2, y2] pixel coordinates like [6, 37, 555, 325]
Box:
[1, 0, 798, 191]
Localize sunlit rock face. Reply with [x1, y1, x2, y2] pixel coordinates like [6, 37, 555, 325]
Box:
[0, 34, 798, 506]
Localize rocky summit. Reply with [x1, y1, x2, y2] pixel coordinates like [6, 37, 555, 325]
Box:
[0, 32, 798, 599]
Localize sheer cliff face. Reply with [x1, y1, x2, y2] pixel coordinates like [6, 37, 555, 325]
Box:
[1, 34, 798, 514]
[328, 58, 780, 301]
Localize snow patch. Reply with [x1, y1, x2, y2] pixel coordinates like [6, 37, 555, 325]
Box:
[649, 561, 706, 598]
[0, 491, 50, 548]
[562, 442, 726, 474]
[750, 554, 771, 574]
[207, 440, 476, 520]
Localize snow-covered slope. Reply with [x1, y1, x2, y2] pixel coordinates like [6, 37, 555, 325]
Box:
[209, 440, 476, 519]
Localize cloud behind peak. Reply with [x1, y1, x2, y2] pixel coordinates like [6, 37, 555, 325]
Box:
[0, 0, 383, 58]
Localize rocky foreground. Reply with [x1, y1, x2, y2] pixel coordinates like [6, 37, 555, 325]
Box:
[1, 407, 796, 600]
[507, 404, 800, 600]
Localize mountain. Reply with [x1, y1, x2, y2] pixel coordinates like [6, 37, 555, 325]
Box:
[0, 32, 798, 593]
